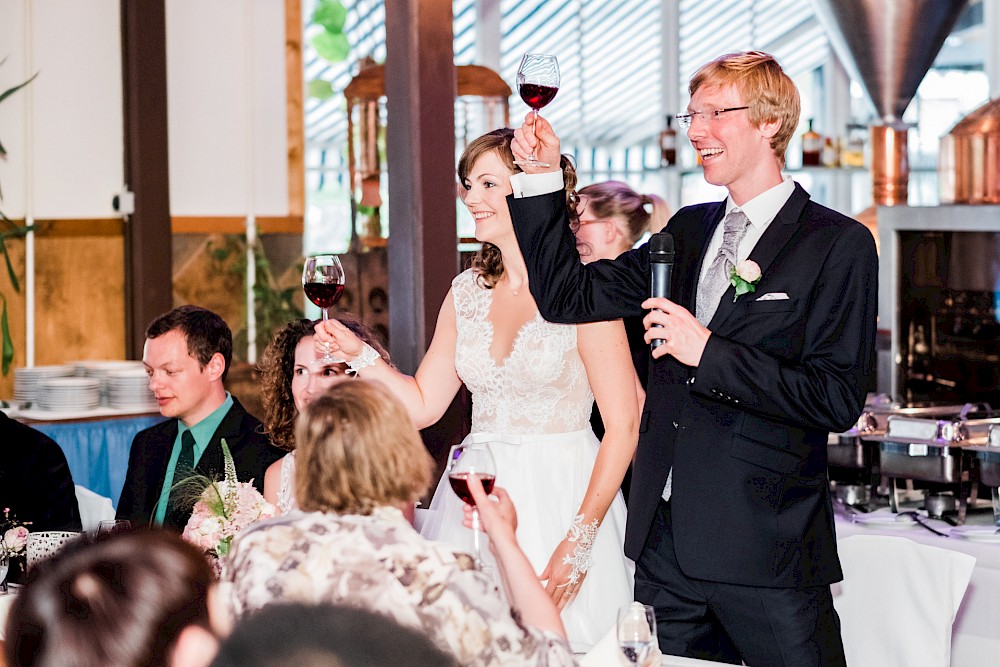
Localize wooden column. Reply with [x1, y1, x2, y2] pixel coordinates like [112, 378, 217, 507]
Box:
[385, 0, 467, 491]
[385, 0, 458, 374]
[120, 0, 172, 358]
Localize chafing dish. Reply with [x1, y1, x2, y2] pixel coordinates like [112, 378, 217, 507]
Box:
[863, 406, 1000, 523]
[966, 424, 1000, 487]
[828, 400, 970, 510]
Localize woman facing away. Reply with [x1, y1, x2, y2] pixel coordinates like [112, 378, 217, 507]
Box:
[313, 128, 639, 651]
[6, 531, 226, 667]
[258, 315, 389, 514]
[572, 181, 670, 501]
[224, 380, 577, 666]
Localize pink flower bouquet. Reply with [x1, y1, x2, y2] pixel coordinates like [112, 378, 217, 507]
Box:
[181, 440, 276, 557]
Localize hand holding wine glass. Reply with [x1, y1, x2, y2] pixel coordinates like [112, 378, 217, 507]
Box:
[617, 602, 657, 666]
[448, 442, 497, 568]
[514, 53, 560, 168]
[302, 254, 346, 364]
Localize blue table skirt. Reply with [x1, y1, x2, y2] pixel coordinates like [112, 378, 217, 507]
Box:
[34, 415, 166, 509]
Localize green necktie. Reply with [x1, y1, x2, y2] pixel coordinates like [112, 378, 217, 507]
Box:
[166, 430, 196, 527]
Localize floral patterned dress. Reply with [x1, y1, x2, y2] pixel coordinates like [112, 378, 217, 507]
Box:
[223, 507, 576, 667]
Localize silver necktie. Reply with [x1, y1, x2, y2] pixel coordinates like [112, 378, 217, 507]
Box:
[696, 209, 751, 326]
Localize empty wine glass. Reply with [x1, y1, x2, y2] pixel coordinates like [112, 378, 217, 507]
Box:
[0, 555, 9, 595]
[302, 254, 346, 363]
[618, 602, 657, 665]
[96, 519, 131, 538]
[514, 53, 560, 168]
[448, 442, 497, 568]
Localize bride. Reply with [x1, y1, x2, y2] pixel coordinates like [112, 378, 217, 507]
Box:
[313, 128, 638, 652]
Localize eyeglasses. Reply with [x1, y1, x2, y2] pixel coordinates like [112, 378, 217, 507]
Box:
[675, 106, 750, 129]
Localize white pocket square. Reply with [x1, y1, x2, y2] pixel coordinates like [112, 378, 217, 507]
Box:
[756, 292, 789, 301]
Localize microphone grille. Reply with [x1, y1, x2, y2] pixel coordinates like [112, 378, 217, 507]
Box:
[649, 231, 674, 255]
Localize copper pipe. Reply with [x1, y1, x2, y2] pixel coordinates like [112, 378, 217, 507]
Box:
[870, 125, 909, 206]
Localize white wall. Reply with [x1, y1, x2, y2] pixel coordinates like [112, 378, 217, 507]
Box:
[0, 0, 290, 221]
[0, 0, 124, 220]
[166, 0, 289, 217]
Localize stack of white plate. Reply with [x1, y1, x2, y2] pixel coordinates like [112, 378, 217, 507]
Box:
[14, 365, 75, 404]
[106, 368, 158, 410]
[73, 360, 145, 405]
[36, 377, 102, 411]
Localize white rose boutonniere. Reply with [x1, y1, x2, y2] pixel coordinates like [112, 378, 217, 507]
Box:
[729, 259, 762, 301]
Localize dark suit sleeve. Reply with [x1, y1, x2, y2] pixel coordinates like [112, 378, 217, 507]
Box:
[694, 222, 878, 433]
[509, 190, 649, 322]
[35, 434, 83, 532]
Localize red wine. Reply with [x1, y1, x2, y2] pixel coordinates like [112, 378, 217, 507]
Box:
[449, 473, 496, 505]
[304, 282, 344, 309]
[519, 83, 558, 110]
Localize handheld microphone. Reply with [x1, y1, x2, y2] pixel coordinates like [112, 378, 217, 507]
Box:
[649, 232, 675, 349]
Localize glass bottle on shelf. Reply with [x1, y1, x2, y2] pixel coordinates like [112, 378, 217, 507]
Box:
[658, 115, 677, 166]
[821, 136, 840, 168]
[801, 118, 822, 167]
[841, 125, 866, 168]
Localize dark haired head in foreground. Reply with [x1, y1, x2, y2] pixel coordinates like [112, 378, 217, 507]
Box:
[211, 603, 458, 667]
[5, 530, 220, 667]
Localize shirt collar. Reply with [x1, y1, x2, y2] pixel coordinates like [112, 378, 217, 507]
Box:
[724, 175, 794, 229]
[178, 392, 233, 449]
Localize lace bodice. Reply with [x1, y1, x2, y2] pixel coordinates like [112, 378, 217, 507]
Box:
[277, 452, 296, 514]
[452, 269, 593, 435]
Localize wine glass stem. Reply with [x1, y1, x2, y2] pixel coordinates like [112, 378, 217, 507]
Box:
[321, 307, 330, 321]
[472, 508, 483, 566]
[530, 109, 540, 160]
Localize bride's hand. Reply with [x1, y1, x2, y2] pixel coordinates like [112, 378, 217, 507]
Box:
[313, 319, 366, 360]
[539, 537, 588, 610]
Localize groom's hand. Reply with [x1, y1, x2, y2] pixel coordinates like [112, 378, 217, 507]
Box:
[512, 112, 561, 173]
[642, 297, 710, 367]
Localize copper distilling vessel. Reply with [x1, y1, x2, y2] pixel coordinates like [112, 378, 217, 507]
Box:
[939, 97, 1000, 204]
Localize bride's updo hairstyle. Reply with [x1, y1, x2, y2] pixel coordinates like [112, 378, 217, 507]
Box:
[458, 128, 578, 288]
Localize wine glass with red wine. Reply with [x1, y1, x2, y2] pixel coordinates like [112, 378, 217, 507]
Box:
[302, 254, 346, 363]
[448, 442, 497, 568]
[514, 53, 560, 168]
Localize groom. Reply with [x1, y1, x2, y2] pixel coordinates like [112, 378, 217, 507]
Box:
[507, 51, 876, 665]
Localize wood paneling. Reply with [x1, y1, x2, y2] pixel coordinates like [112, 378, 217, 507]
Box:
[34, 234, 125, 364]
[171, 216, 304, 235]
[0, 226, 126, 399]
[286, 0, 305, 218]
[0, 239, 27, 399]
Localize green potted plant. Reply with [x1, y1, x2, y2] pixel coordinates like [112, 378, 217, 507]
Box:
[0, 58, 37, 376]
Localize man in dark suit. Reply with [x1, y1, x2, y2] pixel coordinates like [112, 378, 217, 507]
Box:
[507, 52, 877, 665]
[0, 412, 82, 532]
[117, 306, 283, 530]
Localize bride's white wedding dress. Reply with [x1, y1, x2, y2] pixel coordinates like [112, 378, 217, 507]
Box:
[420, 269, 633, 652]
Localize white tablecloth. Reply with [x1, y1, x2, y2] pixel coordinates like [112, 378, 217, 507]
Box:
[835, 509, 1000, 666]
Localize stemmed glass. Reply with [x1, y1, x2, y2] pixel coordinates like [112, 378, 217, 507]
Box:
[617, 602, 657, 665]
[0, 555, 8, 595]
[302, 254, 346, 363]
[514, 53, 560, 168]
[96, 520, 131, 538]
[448, 442, 497, 568]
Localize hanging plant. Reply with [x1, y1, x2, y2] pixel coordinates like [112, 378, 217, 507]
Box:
[307, 0, 350, 100]
[0, 58, 39, 375]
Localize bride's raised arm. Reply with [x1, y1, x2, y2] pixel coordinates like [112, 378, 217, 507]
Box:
[540, 317, 639, 609]
[313, 290, 464, 429]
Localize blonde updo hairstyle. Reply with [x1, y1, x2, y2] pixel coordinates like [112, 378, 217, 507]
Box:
[577, 181, 670, 246]
[294, 379, 433, 516]
[459, 128, 578, 288]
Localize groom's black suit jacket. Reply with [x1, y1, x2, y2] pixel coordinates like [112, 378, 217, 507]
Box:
[510, 184, 878, 588]
[116, 398, 283, 530]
